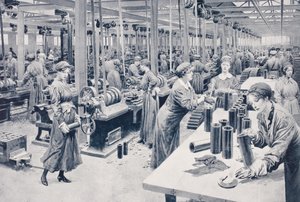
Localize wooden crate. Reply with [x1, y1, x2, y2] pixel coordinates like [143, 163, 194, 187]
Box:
[0, 132, 27, 163]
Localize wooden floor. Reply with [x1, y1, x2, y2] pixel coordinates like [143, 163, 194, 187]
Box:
[0, 113, 197, 202]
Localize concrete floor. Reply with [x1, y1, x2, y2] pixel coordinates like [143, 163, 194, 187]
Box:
[0, 113, 195, 202]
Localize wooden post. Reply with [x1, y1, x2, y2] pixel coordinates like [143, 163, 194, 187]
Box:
[67, 23, 73, 65]
[145, 0, 150, 59]
[0, 6, 5, 73]
[117, 0, 126, 76]
[60, 28, 64, 60]
[201, 18, 206, 62]
[17, 11, 24, 80]
[194, 1, 198, 54]
[150, 0, 159, 75]
[220, 23, 225, 56]
[75, 0, 87, 93]
[213, 23, 218, 55]
[91, 0, 98, 95]
[98, 0, 106, 95]
[182, 0, 189, 61]
[169, 0, 172, 71]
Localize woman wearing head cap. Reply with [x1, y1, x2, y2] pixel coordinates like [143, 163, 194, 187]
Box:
[5, 51, 17, 80]
[128, 56, 142, 77]
[159, 54, 168, 74]
[107, 59, 122, 90]
[151, 62, 204, 168]
[208, 55, 240, 108]
[235, 82, 300, 202]
[40, 61, 82, 186]
[137, 59, 160, 148]
[274, 63, 300, 114]
[262, 49, 281, 78]
[22, 54, 48, 123]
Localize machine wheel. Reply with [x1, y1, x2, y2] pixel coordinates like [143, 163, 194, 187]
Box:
[80, 115, 96, 135]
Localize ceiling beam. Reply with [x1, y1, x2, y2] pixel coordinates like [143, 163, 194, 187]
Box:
[18, 3, 59, 11]
[216, 4, 300, 12]
[2, 18, 66, 29]
[224, 11, 300, 17]
[34, 0, 198, 30]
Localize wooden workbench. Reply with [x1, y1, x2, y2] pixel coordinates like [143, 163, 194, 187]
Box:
[143, 108, 285, 202]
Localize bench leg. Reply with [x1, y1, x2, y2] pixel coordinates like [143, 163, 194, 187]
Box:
[165, 194, 176, 202]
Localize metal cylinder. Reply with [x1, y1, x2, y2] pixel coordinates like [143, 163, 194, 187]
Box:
[210, 123, 222, 154]
[242, 94, 247, 104]
[189, 141, 210, 153]
[219, 119, 228, 151]
[123, 142, 128, 155]
[241, 104, 248, 116]
[222, 126, 233, 159]
[117, 144, 123, 159]
[242, 117, 251, 131]
[238, 106, 246, 115]
[231, 92, 239, 106]
[263, 69, 268, 79]
[238, 133, 254, 167]
[223, 92, 229, 111]
[204, 106, 213, 132]
[229, 108, 236, 132]
[237, 113, 246, 135]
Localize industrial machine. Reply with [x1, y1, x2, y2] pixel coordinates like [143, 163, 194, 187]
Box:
[79, 86, 129, 150]
[0, 69, 30, 123]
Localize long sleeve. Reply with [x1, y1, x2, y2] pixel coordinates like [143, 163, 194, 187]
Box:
[208, 77, 216, 93]
[263, 115, 295, 172]
[274, 80, 283, 104]
[173, 87, 197, 110]
[252, 130, 268, 148]
[49, 85, 61, 116]
[230, 77, 240, 90]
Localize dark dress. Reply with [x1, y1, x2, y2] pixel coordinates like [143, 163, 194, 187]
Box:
[139, 70, 159, 145]
[151, 78, 198, 168]
[23, 61, 48, 122]
[41, 78, 82, 173]
[208, 73, 239, 107]
[254, 103, 300, 202]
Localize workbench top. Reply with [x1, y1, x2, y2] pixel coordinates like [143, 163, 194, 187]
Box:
[143, 108, 284, 202]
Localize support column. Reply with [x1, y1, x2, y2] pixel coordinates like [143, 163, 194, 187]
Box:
[201, 18, 206, 62]
[213, 22, 218, 55]
[150, 0, 159, 74]
[60, 28, 64, 60]
[75, 0, 87, 93]
[67, 23, 73, 65]
[182, 0, 189, 61]
[169, 0, 173, 71]
[17, 11, 24, 80]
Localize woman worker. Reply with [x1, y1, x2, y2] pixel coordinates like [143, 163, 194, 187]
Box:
[151, 62, 204, 169]
[274, 63, 300, 114]
[40, 61, 82, 186]
[137, 59, 160, 148]
[22, 54, 48, 123]
[208, 55, 240, 108]
[235, 82, 300, 202]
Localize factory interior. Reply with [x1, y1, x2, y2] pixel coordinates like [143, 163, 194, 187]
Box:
[0, 0, 300, 201]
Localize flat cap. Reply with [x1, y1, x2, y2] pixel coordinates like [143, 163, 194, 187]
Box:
[55, 61, 72, 72]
